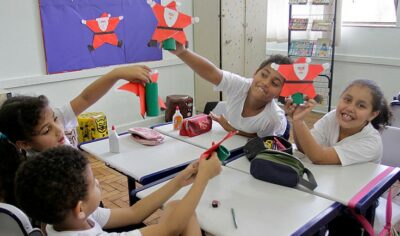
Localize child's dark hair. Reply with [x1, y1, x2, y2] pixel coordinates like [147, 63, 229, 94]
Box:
[343, 79, 392, 130]
[15, 146, 89, 225]
[256, 54, 293, 73]
[0, 95, 49, 204]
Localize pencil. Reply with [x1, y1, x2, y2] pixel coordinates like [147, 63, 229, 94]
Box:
[231, 208, 238, 229]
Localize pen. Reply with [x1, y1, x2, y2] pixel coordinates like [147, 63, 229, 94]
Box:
[231, 208, 238, 229]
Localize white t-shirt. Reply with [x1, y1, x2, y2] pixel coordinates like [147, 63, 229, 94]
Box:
[214, 70, 287, 137]
[46, 207, 142, 236]
[310, 110, 383, 166]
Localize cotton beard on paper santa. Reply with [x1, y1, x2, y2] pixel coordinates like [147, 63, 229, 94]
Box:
[147, 0, 199, 50]
[81, 12, 124, 52]
[271, 57, 330, 105]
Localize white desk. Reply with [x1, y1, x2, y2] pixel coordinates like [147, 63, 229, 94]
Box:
[80, 134, 206, 204]
[135, 167, 338, 236]
[153, 121, 249, 151]
[226, 155, 400, 218]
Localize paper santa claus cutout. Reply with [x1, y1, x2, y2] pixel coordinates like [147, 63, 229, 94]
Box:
[82, 12, 124, 52]
[147, 0, 199, 50]
[271, 57, 330, 104]
[118, 71, 166, 118]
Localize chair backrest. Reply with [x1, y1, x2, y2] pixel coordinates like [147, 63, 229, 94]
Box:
[381, 126, 400, 167]
[0, 203, 43, 236]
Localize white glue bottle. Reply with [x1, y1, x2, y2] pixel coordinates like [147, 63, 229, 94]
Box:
[109, 125, 120, 153]
[173, 106, 183, 130]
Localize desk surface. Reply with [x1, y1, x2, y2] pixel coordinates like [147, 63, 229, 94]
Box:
[153, 121, 249, 151]
[226, 155, 400, 208]
[136, 167, 337, 236]
[80, 134, 205, 182]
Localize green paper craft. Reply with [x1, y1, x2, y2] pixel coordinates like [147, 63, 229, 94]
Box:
[292, 92, 304, 105]
[162, 38, 176, 50]
[145, 83, 160, 116]
[217, 145, 230, 161]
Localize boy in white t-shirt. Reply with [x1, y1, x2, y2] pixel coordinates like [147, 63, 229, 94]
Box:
[15, 146, 221, 236]
[171, 43, 292, 138]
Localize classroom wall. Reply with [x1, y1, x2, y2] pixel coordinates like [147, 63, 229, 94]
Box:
[0, 0, 196, 131]
[267, 26, 400, 110]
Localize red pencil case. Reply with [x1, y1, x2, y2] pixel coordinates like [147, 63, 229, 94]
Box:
[179, 114, 212, 137]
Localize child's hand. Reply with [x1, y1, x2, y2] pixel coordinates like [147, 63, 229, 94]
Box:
[175, 161, 199, 187]
[169, 42, 186, 56]
[198, 153, 222, 180]
[113, 65, 152, 86]
[292, 99, 317, 122]
[284, 97, 295, 119]
[209, 112, 236, 132]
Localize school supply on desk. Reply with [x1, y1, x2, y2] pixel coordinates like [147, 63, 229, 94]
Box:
[200, 131, 238, 161]
[243, 136, 293, 161]
[128, 127, 165, 146]
[180, 114, 212, 137]
[231, 208, 238, 229]
[172, 106, 183, 130]
[109, 125, 120, 153]
[250, 150, 318, 190]
[118, 71, 166, 118]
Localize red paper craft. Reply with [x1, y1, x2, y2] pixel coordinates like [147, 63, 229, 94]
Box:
[200, 131, 238, 160]
[271, 57, 330, 100]
[147, 0, 199, 47]
[81, 12, 124, 51]
[118, 71, 166, 118]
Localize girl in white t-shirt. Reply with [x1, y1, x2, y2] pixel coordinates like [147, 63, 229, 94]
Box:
[0, 64, 151, 204]
[171, 42, 293, 138]
[285, 79, 392, 166]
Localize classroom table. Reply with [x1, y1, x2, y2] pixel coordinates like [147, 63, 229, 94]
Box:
[153, 120, 249, 153]
[225, 154, 400, 225]
[134, 167, 341, 236]
[80, 133, 206, 204]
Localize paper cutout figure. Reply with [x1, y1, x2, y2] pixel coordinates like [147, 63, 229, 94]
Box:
[271, 57, 330, 104]
[82, 12, 124, 52]
[118, 71, 166, 118]
[147, 0, 199, 50]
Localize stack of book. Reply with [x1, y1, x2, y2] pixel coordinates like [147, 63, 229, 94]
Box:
[312, 0, 330, 5]
[289, 18, 309, 30]
[289, 0, 308, 4]
[311, 20, 333, 31]
[289, 40, 314, 57]
[314, 38, 332, 57]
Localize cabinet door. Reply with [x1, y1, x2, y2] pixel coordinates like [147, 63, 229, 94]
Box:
[193, 0, 220, 112]
[221, 0, 245, 76]
[244, 0, 267, 77]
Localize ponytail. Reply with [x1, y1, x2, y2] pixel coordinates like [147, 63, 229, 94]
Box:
[0, 134, 25, 205]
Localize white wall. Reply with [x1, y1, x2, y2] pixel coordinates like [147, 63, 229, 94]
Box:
[267, 25, 400, 110]
[0, 0, 195, 131]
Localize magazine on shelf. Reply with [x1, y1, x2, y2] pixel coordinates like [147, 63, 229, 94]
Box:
[314, 38, 331, 57]
[311, 20, 332, 31]
[289, 0, 308, 4]
[289, 40, 314, 57]
[289, 18, 309, 30]
[312, 0, 330, 5]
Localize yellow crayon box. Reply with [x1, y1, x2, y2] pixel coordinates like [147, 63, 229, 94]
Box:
[77, 112, 108, 143]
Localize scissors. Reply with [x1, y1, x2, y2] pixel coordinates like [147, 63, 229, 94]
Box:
[200, 130, 238, 160]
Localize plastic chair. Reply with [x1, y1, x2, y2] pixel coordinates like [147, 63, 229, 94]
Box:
[0, 203, 43, 236]
[374, 126, 400, 234]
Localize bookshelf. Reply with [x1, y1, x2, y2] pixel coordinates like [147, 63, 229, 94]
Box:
[288, 0, 337, 112]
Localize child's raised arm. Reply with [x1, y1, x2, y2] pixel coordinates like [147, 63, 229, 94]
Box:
[171, 42, 223, 86]
[70, 65, 151, 116]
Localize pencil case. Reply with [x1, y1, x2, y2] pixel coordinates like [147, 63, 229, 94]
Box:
[179, 114, 212, 137]
[128, 127, 164, 146]
[243, 136, 292, 161]
[250, 149, 317, 190]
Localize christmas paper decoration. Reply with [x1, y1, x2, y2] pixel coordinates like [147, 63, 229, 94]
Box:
[82, 12, 124, 52]
[147, 0, 199, 50]
[271, 57, 330, 104]
[118, 71, 166, 118]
